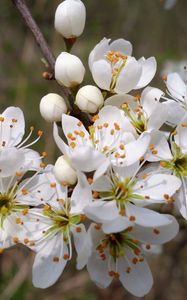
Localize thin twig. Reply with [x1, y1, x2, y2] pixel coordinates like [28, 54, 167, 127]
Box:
[11, 0, 55, 72]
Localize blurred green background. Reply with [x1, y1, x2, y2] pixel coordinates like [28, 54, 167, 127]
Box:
[1, 0, 187, 299]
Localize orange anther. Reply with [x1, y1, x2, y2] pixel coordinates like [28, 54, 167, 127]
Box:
[50, 183, 56, 188]
[24, 238, 29, 244]
[76, 226, 82, 233]
[37, 130, 43, 136]
[63, 254, 70, 260]
[53, 256, 59, 262]
[21, 189, 28, 195]
[16, 218, 21, 224]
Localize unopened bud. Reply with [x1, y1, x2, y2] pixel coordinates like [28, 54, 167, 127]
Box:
[40, 93, 67, 123]
[54, 155, 77, 185]
[54, 0, 86, 39]
[55, 52, 85, 88]
[75, 85, 104, 113]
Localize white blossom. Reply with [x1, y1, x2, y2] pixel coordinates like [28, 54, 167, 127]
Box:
[89, 38, 156, 94]
[0, 107, 42, 176]
[85, 219, 178, 297]
[20, 167, 91, 288]
[84, 164, 181, 233]
[55, 0, 86, 39]
[55, 52, 85, 88]
[75, 85, 104, 113]
[40, 93, 68, 123]
[105, 86, 167, 134]
[53, 105, 150, 175]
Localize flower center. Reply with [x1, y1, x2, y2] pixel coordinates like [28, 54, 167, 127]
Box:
[106, 51, 128, 92]
[99, 176, 144, 215]
[161, 142, 187, 177]
[97, 231, 140, 260]
[43, 203, 81, 238]
[0, 193, 13, 216]
[121, 101, 147, 134]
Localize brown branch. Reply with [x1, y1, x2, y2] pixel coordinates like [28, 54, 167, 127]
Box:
[11, 0, 55, 71]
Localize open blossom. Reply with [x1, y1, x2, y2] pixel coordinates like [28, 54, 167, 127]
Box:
[89, 38, 156, 94]
[53, 105, 150, 175]
[105, 86, 167, 134]
[0, 162, 49, 250]
[20, 167, 91, 288]
[86, 219, 178, 297]
[149, 114, 187, 219]
[0, 107, 42, 176]
[84, 163, 181, 233]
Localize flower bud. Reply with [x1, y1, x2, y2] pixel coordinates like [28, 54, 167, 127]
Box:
[75, 85, 104, 113]
[40, 93, 68, 123]
[55, 52, 85, 88]
[54, 155, 77, 185]
[54, 0, 86, 39]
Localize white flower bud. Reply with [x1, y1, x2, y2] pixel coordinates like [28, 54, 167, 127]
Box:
[40, 93, 67, 123]
[75, 85, 104, 113]
[55, 52, 85, 88]
[55, 0, 86, 39]
[54, 155, 77, 185]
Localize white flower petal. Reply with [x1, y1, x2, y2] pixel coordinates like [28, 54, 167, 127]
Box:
[93, 159, 111, 181]
[0, 148, 24, 177]
[147, 103, 168, 131]
[71, 171, 92, 214]
[163, 100, 186, 126]
[175, 181, 187, 219]
[92, 60, 112, 90]
[53, 123, 70, 157]
[105, 93, 136, 109]
[174, 114, 187, 153]
[72, 224, 91, 269]
[140, 86, 164, 118]
[71, 146, 106, 172]
[92, 174, 113, 192]
[115, 57, 142, 94]
[124, 133, 150, 166]
[88, 38, 110, 70]
[109, 39, 133, 56]
[102, 216, 132, 233]
[1, 106, 25, 147]
[126, 202, 172, 227]
[166, 72, 186, 101]
[131, 215, 179, 244]
[118, 253, 153, 297]
[21, 149, 41, 171]
[87, 251, 112, 288]
[62, 113, 91, 147]
[32, 235, 67, 288]
[135, 57, 157, 89]
[134, 173, 181, 202]
[113, 161, 139, 180]
[146, 131, 173, 162]
[84, 201, 119, 223]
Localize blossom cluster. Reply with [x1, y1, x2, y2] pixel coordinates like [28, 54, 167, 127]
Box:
[1, 0, 186, 297]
